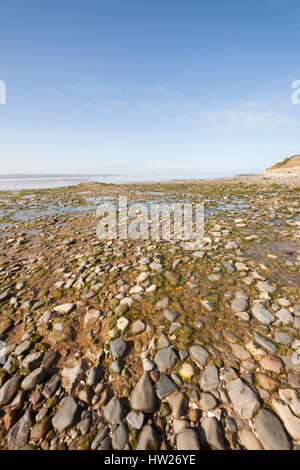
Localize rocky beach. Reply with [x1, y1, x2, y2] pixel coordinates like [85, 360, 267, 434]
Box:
[0, 171, 300, 451]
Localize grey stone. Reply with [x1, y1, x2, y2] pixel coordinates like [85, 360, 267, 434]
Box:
[104, 397, 126, 424]
[130, 372, 157, 412]
[21, 367, 46, 391]
[254, 408, 291, 450]
[176, 428, 201, 450]
[189, 344, 210, 365]
[231, 298, 249, 313]
[0, 375, 23, 406]
[7, 410, 33, 450]
[136, 425, 160, 450]
[112, 423, 128, 450]
[200, 392, 217, 410]
[52, 396, 80, 432]
[126, 411, 144, 430]
[228, 378, 260, 419]
[110, 340, 127, 359]
[43, 373, 60, 399]
[200, 365, 219, 391]
[164, 309, 179, 322]
[87, 366, 102, 386]
[252, 305, 275, 325]
[157, 374, 178, 399]
[253, 332, 277, 354]
[15, 341, 32, 356]
[201, 417, 225, 450]
[154, 347, 178, 373]
[274, 332, 292, 345]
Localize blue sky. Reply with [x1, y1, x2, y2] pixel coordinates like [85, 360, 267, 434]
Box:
[0, 0, 300, 175]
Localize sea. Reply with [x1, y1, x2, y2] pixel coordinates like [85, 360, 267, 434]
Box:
[0, 170, 245, 191]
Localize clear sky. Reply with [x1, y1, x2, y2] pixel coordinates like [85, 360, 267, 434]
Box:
[0, 0, 300, 175]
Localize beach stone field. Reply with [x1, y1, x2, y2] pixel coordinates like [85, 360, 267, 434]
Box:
[0, 179, 300, 450]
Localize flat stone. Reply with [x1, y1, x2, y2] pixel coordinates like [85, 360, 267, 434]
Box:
[200, 365, 219, 391]
[256, 372, 279, 392]
[169, 392, 189, 418]
[228, 378, 260, 419]
[254, 408, 291, 450]
[52, 396, 80, 432]
[126, 411, 144, 430]
[271, 398, 300, 441]
[252, 305, 275, 325]
[239, 429, 263, 450]
[279, 389, 300, 417]
[259, 355, 284, 374]
[231, 343, 251, 360]
[154, 347, 178, 373]
[7, 410, 33, 450]
[253, 332, 277, 354]
[111, 423, 128, 450]
[231, 298, 249, 313]
[256, 281, 276, 294]
[136, 425, 160, 450]
[132, 320, 146, 335]
[275, 332, 292, 345]
[22, 352, 43, 370]
[189, 344, 210, 365]
[200, 392, 217, 410]
[201, 417, 225, 450]
[130, 372, 157, 412]
[21, 367, 46, 391]
[164, 309, 179, 322]
[53, 302, 74, 314]
[157, 374, 178, 399]
[0, 375, 23, 406]
[275, 309, 294, 324]
[177, 428, 201, 450]
[15, 341, 32, 356]
[104, 397, 126, 424]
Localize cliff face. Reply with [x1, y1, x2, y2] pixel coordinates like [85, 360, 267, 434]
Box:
[268, 155, 300, 170]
